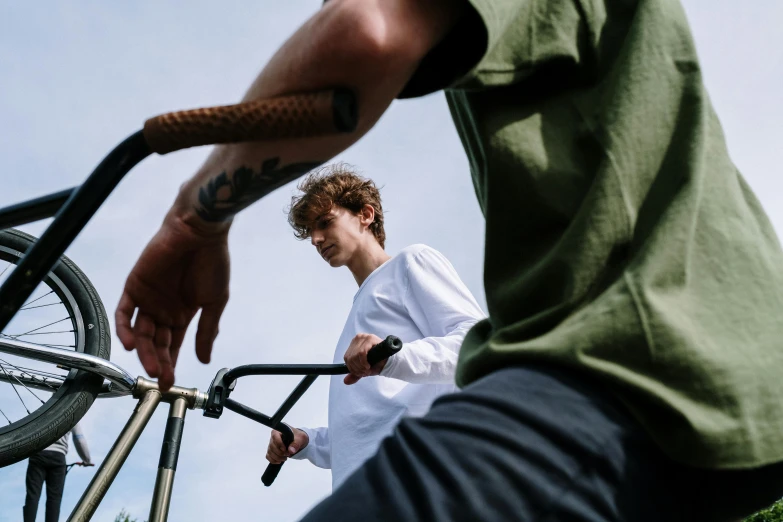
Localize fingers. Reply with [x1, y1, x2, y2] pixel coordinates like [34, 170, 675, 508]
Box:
[169, 326, 189, 367]
[155, 326, 174, 391]
[115, 292, 137, 351]
[195, 302, 226, 364]
[133, 313, 160, 378]
[343, 332, 387, 384]
[266, 430, 290, 464]
[265, 448, 286, 464]
[272, 430, 288, 454]
[345, 359, 370, 378]
[344, 349, 369, 377]
[344, 334, 373, 378]
[116, 295, 191, 390]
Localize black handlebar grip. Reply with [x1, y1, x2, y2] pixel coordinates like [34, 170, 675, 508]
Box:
[367, 335, 403, 368]
[261, 462, 283, 488]
[262, 424, 294, 487]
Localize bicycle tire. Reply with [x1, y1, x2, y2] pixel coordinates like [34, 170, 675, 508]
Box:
[0, 228, 110, 467]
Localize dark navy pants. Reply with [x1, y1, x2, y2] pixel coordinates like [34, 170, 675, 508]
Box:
[302, 365, 783, 521]
[23, 450, 67, 522]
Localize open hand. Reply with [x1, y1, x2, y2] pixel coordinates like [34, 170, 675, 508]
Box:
[115, 212, 230, 391]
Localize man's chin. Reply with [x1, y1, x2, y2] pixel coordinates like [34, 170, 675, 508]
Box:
[327, 256, 344, 267]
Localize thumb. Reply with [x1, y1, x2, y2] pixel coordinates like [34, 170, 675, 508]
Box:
[344, 374, 361, 385]
[288, 445, 299, 455]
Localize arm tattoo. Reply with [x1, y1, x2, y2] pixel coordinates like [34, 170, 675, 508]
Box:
[195, 157, 322, 222]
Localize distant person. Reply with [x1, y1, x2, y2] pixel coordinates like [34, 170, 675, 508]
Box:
[23, 422, 92, 522]
[265, 165, 485, 488]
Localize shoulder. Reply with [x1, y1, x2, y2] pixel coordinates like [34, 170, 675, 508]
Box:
[398, 244, 446, 263]
[397, 244, 456, 276]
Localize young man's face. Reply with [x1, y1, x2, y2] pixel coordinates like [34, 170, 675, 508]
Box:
[310, 206, 372, 267]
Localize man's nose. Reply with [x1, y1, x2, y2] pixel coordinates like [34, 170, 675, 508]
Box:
[311, 232, 323, 247]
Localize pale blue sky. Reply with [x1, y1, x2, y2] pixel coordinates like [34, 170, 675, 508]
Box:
[0, 1, 781, 521]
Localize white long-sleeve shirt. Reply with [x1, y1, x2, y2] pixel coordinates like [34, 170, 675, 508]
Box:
[45, 422, 91, 463]
[291, 244, 486, 488]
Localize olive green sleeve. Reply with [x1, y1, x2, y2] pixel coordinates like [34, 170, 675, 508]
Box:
[399, 0, 620, 97]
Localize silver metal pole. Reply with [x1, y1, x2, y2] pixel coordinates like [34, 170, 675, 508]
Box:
[68, 389, 162, 521]
[0, 338, 136, 394]
[149, 397, 188, 522]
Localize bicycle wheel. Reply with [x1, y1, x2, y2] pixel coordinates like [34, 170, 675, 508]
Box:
[0, 228, 110, 467]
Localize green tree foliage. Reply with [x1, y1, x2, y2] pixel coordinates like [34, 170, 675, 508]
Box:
[745, 499, 783, 522]
[113, 509, 146, 522]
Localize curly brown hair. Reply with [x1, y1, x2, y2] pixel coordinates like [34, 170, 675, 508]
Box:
[287, 163, 386, 248]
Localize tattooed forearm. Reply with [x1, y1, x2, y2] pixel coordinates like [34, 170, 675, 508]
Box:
[195, 158, 322, 222]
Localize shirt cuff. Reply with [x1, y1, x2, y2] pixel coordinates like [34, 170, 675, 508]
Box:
[288, 427, 314, 461]
[379, 347, 402, 379]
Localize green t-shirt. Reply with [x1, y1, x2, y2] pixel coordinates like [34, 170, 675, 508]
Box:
[400, 0, 783, 469]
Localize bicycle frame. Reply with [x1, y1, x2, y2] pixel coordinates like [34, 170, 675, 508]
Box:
[0, 332, 399, 521]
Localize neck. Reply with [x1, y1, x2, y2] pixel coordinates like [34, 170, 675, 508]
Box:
[347, 241, 391, 286]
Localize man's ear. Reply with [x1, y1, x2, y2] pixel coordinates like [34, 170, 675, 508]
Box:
[359, 204, 375, 228]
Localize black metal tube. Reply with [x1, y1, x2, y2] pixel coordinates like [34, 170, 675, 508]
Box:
[224, 363, 348, 383]
[0, 187, 76, 229]
[270, 374, 318, 427]
[223, 339, 400, 383]
[224, 398, 275, 428]
[149, 397, 187, 522]
[0, 131, 151, 334]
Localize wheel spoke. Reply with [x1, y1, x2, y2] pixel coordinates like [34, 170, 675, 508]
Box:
[11, 330, 75, 337]
[0, 363, 45, 404]
[19, 302, 63, 312]
[0, 360, 62, 391]
[0, 266, 70, 424]
[0, 365, 32, 414]
[4, 317, 71, 339]
[6, 364, 63, 380]
[0, 335, 78, 350]
[0, 332, 75, 349]
[20, 290, 55, 309]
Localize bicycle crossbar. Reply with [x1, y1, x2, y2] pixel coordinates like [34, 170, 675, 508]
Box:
[0, 188, 76, 229]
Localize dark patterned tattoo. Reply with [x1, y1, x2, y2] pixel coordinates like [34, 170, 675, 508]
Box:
[195, 157, 322, 222]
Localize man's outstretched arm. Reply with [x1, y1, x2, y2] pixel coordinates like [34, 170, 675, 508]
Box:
[115, 0, 466, 390]
[71, 423, 92, 464]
